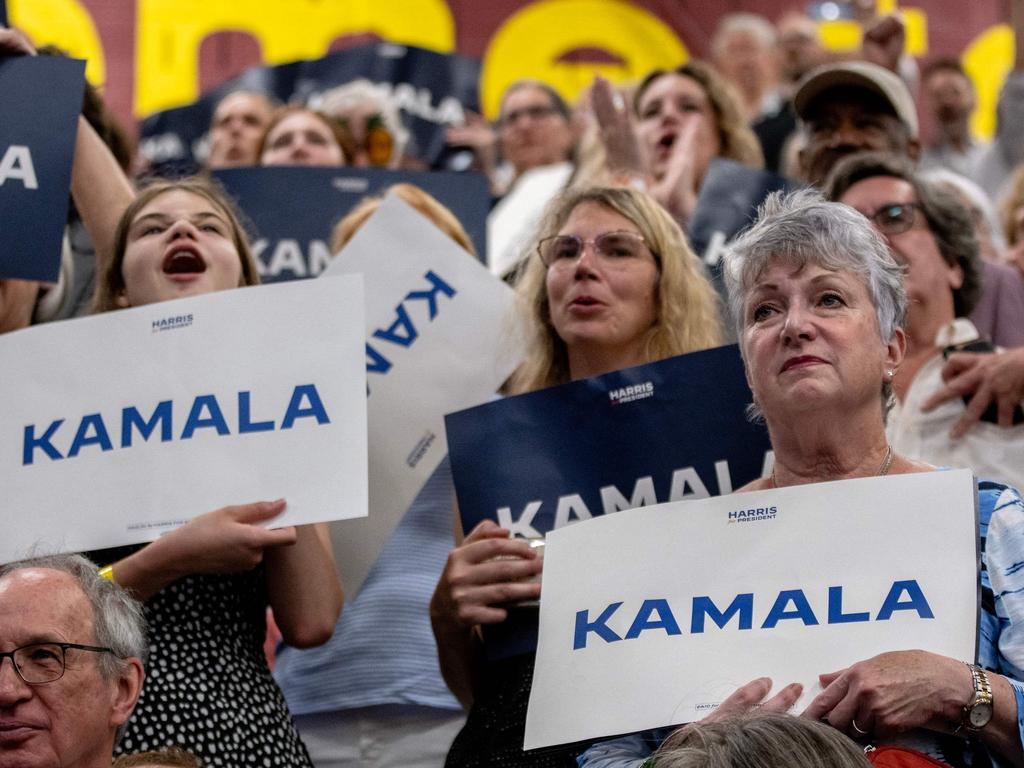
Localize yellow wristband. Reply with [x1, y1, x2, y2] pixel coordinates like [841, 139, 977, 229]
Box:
[98, 565, 115, 582]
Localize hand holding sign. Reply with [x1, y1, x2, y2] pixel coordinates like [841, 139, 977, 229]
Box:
[804, 650, 974, 740]
[704, 678, 804, 724]
[111, 499, 299, 599]
[432, 519, 542, 627]
[0, 25, 35, 56]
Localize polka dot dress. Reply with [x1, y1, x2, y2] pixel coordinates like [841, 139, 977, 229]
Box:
[90, 546, 313, 768]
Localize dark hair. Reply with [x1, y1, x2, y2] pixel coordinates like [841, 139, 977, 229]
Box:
[94, 177, 261, 312]
[824, 151, 982, 317]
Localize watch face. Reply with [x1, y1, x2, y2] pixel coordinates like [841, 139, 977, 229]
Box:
[970, 702, 994, 728]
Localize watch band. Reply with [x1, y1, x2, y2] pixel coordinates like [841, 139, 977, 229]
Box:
[963, 663, 994, 733]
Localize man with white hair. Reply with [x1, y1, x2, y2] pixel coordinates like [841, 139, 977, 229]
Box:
[0, 554, 146, 768]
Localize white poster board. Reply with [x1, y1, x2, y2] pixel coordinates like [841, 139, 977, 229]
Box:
[525, 470, 979, 749]
[323, 194, 522, 594]
[1, 276, 368, 562]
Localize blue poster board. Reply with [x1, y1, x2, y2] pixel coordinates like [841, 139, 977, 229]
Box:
[444, 344, 773, 659]
[0, 55, 85, 282]
[140, 42, 481, 175]
[213, 165, 489, 282]
[447, 344, 772, 536]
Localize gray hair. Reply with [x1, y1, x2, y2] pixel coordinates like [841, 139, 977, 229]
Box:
[712, 13, 778, 59]
[653, 712, 871, 768]
[724, 189, 906, 418]
[0, 553, 148, 678]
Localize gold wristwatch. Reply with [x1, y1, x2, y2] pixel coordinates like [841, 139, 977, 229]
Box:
[963, 663, 994, 732]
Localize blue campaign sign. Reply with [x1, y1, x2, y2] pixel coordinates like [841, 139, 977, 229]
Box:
[213, 165, 490, 282]
[445, 344, 772, 660]
[140, 42, 481, 176]
[0, 56, 85, 282]
[446, 344, 772, 538]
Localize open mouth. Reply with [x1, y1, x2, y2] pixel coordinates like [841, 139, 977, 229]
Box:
[162, 248, 207, 275]
[570, 296, 602, 308]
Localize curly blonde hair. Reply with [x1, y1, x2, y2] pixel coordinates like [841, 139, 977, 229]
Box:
[507, 186, 723, 394]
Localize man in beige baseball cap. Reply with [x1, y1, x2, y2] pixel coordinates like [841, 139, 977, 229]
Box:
[794, 60, 920, 187]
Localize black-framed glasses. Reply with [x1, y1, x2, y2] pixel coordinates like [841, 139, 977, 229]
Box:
[0, 642, 116, 685]
[536, 231, 654, 268]
[865, 202, 922, 236]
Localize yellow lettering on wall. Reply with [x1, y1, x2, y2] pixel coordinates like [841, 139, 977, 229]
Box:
[9, 0, 105, 86]
[963, 24, 1012, 141]
[135, 0, 454, 117]
[480, 0, 687, 119]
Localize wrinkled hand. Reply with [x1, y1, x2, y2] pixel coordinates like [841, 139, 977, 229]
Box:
[591, 75, 644, 176]
[650, 116, 700, 224]
[861, 15, 905, 73]
[431, 520, 543, 627]
[803, 650, 970, 740]
[0, 27, 37, 56]
[921, 348, 1024, 436]
[159, 499, 297, 576]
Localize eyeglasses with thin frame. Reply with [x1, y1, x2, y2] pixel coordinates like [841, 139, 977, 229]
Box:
[500, 104, 559, 127]
[865, 202, 923, 236]
[537, 231, 655, 268]
[0, 642, 116, 685]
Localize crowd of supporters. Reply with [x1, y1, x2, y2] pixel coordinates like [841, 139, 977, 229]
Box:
[3, 4, 1024, 768]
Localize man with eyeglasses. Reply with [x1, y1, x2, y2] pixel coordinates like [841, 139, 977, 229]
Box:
[823, 151, 1024, 493]
[0, 554, 146, 768]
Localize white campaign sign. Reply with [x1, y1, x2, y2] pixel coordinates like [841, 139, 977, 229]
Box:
[1, 276, 368, 563]
[525, 470, 979, 749]
[323, 194, 522, 594]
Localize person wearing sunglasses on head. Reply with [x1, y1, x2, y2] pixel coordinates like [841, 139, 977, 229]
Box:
[825, 151, 1024, 494]
[0, 554, 146, 768]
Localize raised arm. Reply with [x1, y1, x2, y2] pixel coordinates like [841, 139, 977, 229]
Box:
[71, 116, 134, 272]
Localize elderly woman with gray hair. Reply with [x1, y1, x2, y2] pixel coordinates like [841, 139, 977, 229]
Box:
[579, 189, 1024, 768]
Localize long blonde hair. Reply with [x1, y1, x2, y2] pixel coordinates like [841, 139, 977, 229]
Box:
[507, 186, 723, 394]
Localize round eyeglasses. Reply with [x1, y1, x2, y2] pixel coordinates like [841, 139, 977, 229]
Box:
[536, 231, 654, 268]
[0, 642, 116, 684]
[865, 202, 922, 236]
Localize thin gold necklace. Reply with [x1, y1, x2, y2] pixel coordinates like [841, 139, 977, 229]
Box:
[770, 444, 894, 488]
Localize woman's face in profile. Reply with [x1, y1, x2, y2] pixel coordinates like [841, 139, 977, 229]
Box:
[635, 73, 720, 183]
[260, 111, 345, 167]
[118, 190, 243, 308]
